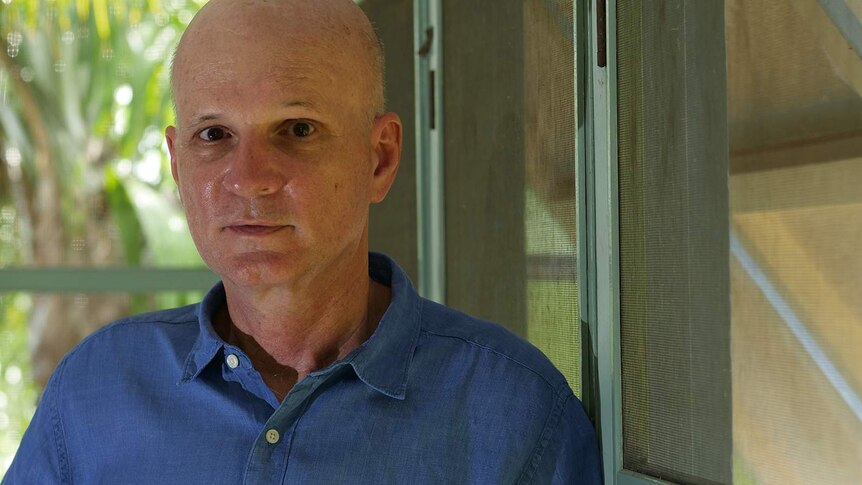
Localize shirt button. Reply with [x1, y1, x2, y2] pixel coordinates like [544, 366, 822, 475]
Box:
[226, 354, 239, 369]
[265, 429, 280, 444]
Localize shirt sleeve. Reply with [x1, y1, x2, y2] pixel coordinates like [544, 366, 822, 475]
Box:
[518, 391, 603, 485]
[2, 359, 70, 485]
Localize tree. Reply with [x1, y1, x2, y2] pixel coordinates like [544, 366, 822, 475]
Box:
[0, 0, 203, 389]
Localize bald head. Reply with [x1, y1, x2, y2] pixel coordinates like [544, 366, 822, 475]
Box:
[171, 0, 385, 123]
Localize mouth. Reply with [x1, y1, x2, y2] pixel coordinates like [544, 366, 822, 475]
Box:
[226, 223, 290, 236]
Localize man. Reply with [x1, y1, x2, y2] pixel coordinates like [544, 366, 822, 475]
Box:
[4, 1, 601, 483]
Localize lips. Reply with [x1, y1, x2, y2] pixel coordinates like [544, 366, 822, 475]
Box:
[226, 223, 289, 236]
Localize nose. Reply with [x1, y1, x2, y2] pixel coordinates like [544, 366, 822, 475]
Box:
[221, 138, 287, 198]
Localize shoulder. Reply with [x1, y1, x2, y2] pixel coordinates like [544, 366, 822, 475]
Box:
[5, 304, 205, 482]
[59, 304, 201, 382]
[411, 299, 600, 480]
[97, 302, 200, 329]
[417, 298, 571, 395]
[72, 303, 199, 349]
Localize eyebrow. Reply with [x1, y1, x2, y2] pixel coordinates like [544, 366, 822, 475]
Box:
[186, 101, 319, 127]
[188, 114, 219, 127]
[283, 100, 316, 109]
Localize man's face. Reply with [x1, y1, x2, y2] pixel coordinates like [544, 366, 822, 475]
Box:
[166, 10, 398, 289]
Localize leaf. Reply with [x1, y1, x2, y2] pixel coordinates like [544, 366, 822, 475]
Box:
[121, 176, 203, 267]
[104, 165, 145, 265]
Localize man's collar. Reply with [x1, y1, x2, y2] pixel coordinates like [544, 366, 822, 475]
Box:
[179, 283, 228, 384]
[343, 253, 421, 400]
[179, 253, 422, 400]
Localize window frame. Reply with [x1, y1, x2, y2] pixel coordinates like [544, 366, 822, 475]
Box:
[0, 0, 720, 482]
[0, 268, 217, 293]
[582, 0, 676, 483]
[413, 0, 447, 304]
[588, 0, 737, 482]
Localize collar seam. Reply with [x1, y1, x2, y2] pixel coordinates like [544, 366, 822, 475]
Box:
[352, 264, 422, 399]
[368, 295, 422, 399]
[421, 329, 560, 392]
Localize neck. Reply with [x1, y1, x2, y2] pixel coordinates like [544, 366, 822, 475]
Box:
[214, 251, 391, 400]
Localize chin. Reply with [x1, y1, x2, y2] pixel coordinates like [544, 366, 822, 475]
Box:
[207, 251, 302, 288]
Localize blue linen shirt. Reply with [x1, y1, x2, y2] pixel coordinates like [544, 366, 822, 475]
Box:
[4, 253, 601, 484]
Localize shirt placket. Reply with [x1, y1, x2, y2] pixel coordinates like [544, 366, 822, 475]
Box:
[242, 364, 349, 484]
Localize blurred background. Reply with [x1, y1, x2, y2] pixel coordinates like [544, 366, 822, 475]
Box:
[0, 0, 207, 472]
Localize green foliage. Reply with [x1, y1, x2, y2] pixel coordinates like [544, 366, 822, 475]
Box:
[0, 294, 38, 472]
[0, 0, 205, 267]
[0, 0, 206, 476]
[105, 166, 146, 265]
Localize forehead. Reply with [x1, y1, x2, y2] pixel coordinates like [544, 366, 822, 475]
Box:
[172, 8, 363, 120]
[177, 55, 336, 100]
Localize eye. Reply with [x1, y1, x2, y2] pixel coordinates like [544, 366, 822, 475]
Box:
[289, 121, 315, 138]
[197, 126, 230, 142]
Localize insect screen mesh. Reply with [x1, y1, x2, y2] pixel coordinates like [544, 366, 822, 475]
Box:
[442, 0, 581, 392]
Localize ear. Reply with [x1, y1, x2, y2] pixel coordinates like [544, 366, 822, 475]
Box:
[165, 125, 181, 190]
[368, 112, 402, 204]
